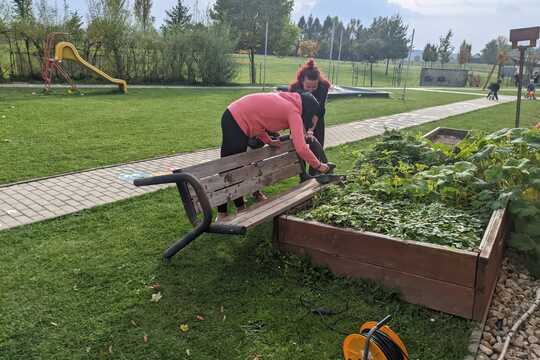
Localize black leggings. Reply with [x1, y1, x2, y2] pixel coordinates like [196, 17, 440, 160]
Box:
[218, 109, 249, 213]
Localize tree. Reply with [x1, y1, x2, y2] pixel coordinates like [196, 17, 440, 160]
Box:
[297, 15, 306, 32]
[356, 37, 384, 87]
[458, 40, 472, 68]
[481, 36, 511, 64]
[481, 39, 498, 64]
[12, 0, 32, 20]
[382, 15, 409, 75]
[438, 29, 454, 68]
[134, 0, 153, 32]
[273, 22, 299, 57]
[297, 39, 319, 57]
[211, 0, 293, 84]
[422, 43, 438, 67]
[163, 0, 191, 31]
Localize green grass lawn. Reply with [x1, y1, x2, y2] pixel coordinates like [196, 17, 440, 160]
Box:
[232, 54, 493, 87]
[0, 88, 477, 185]
[2, 99, 538, 359]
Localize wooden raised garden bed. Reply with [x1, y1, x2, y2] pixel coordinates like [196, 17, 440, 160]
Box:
[274, 206, 509, 321]
[423, 127, 471, 146]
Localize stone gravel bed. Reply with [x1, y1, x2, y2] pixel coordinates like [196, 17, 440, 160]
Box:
[476, 256, 540, 360]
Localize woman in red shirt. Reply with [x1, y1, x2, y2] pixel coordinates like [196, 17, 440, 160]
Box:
[218, 91, 331, 219]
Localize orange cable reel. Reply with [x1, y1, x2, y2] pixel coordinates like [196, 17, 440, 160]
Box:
[343, 316, 409, 360]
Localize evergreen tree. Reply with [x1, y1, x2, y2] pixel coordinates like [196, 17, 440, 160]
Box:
[163, 0, 191, 31]
[297, 15, 306, 31]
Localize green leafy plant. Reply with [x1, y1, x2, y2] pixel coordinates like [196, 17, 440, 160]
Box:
[304, 129, 540, 275]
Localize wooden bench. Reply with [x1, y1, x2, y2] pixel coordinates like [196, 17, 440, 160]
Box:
[134, 140, 341, 261]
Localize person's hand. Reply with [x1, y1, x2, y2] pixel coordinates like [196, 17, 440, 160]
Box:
[306, 129, 315, 142]
[318, 163, 330, 174]
[269, 139, 282, 148]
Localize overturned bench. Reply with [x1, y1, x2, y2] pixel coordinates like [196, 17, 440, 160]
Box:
[134, 140, 340, 261]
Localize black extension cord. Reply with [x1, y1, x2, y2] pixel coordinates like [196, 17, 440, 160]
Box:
[360, 329, 408, 360]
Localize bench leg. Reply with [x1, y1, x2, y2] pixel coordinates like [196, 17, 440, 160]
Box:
[163, 228, 206, 260]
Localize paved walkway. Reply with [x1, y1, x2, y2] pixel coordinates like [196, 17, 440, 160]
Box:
[0, 96, 514, 231]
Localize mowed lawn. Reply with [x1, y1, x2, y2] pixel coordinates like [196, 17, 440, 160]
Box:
[0, 102, 540, 360]
[2, 100, 537, 359]
[0, 88, 478, 184]
[232, 54, 493, 87]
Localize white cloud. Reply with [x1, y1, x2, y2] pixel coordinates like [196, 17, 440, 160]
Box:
[387, 0, 540, 16]
[293, 0, 319, 17]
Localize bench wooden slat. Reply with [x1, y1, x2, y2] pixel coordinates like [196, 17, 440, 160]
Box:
[201, 151, 301, 193]
[208, 162, 302, 208]
[177, 141, 295, 179]
[220, 179, 331, 229]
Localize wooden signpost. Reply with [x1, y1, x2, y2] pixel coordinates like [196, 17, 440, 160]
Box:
[509, 26, 540, 127]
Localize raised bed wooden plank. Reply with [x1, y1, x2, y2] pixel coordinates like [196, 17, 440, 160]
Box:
[278, 242, 475, 318]
[277, 216, 478, 287]
[473, 208, 509, 321]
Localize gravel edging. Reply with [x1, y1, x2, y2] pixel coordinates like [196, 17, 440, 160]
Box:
[473, 255, 540, 360]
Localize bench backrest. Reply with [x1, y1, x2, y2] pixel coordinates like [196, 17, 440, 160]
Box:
[174, 141, 303, 214]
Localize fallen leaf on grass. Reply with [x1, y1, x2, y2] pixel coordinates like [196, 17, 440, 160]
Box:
[150, 292, 162, 303]
[253, 355, 263, 360]
[148, 283, 161, 291]
[108, 345, 113, 354]
[179, 324, 189, 333]
[131, 320, 138, 327]
[50, 322, 58, 327]
[196, 315, 205, 321]
[186, 349, 191, 356]
[143, 334, 148, 344]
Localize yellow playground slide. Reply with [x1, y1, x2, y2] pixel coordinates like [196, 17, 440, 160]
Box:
[54, 41, 128, 93]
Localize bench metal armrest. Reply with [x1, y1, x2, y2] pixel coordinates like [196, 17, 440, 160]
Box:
[134, 173, 214, 260]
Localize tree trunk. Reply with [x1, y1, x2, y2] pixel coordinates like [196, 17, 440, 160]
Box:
[385, 58, 390, 76]
[370, 62, 373, 87]
[24, 39, 34, 78]
[249, 48, 256, 84]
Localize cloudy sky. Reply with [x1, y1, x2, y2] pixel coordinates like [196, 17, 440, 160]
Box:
[66, 0, 540, 53]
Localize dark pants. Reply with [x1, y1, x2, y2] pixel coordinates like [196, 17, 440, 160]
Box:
[307, 117, 326, 175]
[306, 138, 328, 176]
[313, 116, 325, 148]
[487, 91, 498, 101]
[218, 109, 248, 214]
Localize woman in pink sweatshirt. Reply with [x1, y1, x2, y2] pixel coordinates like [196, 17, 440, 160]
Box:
[218, 91, 330, 218]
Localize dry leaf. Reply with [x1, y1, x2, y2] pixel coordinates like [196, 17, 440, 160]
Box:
[196, 315, 205, 321]
[148, 283, 161, 291]
[131, 320, 138, 327]
[50, 322, 58, 327]
[108, 345, 113, 354]
[186, 349, 191, 356]
[253, 355, 263, 360]
[179, 324, 189, 333]
[143, 334, 148, 344]
[220, 305, 224, 313]
[222, 315, 226, 322]
[150, 292, 162, 303]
